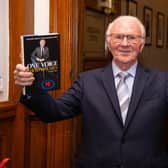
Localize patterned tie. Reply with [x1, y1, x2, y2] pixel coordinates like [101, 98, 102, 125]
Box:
[117, 72, 130, 124]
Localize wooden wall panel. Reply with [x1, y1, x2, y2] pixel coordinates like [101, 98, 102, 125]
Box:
[8, 0, 34, 168]
[46, 120, 73, 168]
[0, 124, 11, 167]
[0, 103, 16, 168]
[9, 0, 34, 103]
[8, 0, 81, 167]
[1, 1, 123, 168]
[0, 118, 14, 159]
[11, 103, 28, 168]
[28, 119, 47, 168]
[48, 0, 81, 167]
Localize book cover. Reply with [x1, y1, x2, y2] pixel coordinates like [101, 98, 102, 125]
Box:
[21, 33, 60, 95]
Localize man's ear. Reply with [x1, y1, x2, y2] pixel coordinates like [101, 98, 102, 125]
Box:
[139, 42, 145, 53]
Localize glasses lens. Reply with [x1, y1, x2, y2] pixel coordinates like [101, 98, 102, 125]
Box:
[110, 34, 142, 44]
[127, 35, 138, 43]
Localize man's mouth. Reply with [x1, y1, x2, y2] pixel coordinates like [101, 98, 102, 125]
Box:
[119, 50, 131, 55]
[119, 49, 131, 53]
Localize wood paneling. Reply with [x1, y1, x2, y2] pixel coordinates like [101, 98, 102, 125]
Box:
[0, 120, 13, 167]
[0, 0, 33, 165]
[11, 103, 27, 168]
[0, 102, 16, 168]
[48, 0, 81, 167]
[6, 0, 34, 168]
[3, 0, 81, 167]
[28, 119, 47, 168]
[0, 1, 125, 168]
[9, 0, 34, 103]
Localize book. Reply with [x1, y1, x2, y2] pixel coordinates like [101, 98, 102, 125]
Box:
[21, 33, 60, 95]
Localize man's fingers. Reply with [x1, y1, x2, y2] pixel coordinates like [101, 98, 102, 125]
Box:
[16, 64, 28, 72]
[14, 80, 34, 86]
[14, 75, 35, 86]
[14, 64, 35, 87]
[14, 70, 34, 78]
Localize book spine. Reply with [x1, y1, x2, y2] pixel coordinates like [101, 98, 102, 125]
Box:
[20, 36, 26, 95]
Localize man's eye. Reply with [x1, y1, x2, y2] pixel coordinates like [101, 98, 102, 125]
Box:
[115, 35, 123, 39]
[128, 35, 136, 40]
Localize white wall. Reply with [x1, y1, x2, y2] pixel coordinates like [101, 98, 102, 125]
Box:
[0, 0, 9, 101]
[121, 0, 168, 70]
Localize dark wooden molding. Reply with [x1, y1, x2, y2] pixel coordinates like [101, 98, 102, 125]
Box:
[0, 101, 17, 112]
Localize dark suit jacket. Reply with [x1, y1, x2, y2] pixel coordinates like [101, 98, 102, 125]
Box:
[21, 63, 168, 168]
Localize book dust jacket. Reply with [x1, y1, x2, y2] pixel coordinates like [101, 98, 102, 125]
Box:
[21, 33, 60, 94]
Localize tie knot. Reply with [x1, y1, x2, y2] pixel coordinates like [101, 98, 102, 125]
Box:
[118, 72, 129, 80]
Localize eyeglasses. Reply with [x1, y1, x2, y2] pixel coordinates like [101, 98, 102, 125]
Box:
[107, 34, 144, 44]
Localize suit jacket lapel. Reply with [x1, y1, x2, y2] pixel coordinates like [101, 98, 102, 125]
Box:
[101, 63, 149, 128]
[124, 64, 149, 129]
[101, 64, 123, 124]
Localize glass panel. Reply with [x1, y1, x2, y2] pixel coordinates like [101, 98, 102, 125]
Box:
[34, 0, 49, 34]
[0, 0, 9, 101]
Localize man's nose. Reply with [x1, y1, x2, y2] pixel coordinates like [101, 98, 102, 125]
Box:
[121, 37, 129, 45]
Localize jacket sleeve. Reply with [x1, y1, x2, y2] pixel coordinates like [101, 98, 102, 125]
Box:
[166, 71, 168, 107]
[20, 75, 83, 123]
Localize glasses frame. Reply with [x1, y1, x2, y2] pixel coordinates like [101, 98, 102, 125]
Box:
[107, 33, 144, 44]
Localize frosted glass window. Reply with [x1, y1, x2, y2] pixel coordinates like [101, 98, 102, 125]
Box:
[34, 0, 49, 34]
[0, 0, 9, 101]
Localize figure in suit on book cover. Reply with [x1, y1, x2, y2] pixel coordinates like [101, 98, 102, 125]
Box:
[31, 38, 50, 64]
[31, 38, 50, 80]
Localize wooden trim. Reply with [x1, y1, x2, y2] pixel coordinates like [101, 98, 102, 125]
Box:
[48, 0, 81, 167]
[8, 1, 34, 168]
[0, 101, 17, 112]
[8, 0, 34, 103]
[11, 103, 28, 168]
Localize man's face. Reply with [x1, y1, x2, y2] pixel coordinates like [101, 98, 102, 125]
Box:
[40, 40, 46, 48]
[107, 19, 144, 68]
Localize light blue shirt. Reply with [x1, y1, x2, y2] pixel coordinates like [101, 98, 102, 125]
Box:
[112, 61, 137, 98]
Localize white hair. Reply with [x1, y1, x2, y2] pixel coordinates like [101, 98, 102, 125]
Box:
[106, 15, 146, 38]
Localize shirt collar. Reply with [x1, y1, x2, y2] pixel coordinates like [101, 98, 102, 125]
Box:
[112, 61, 137, 78]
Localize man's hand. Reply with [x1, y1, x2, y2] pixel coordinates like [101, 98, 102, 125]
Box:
[36, 57, 45, 62]
[14, 64, 35, 87]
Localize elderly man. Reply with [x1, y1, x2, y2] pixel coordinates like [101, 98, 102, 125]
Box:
[14, 16, 168, 168]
